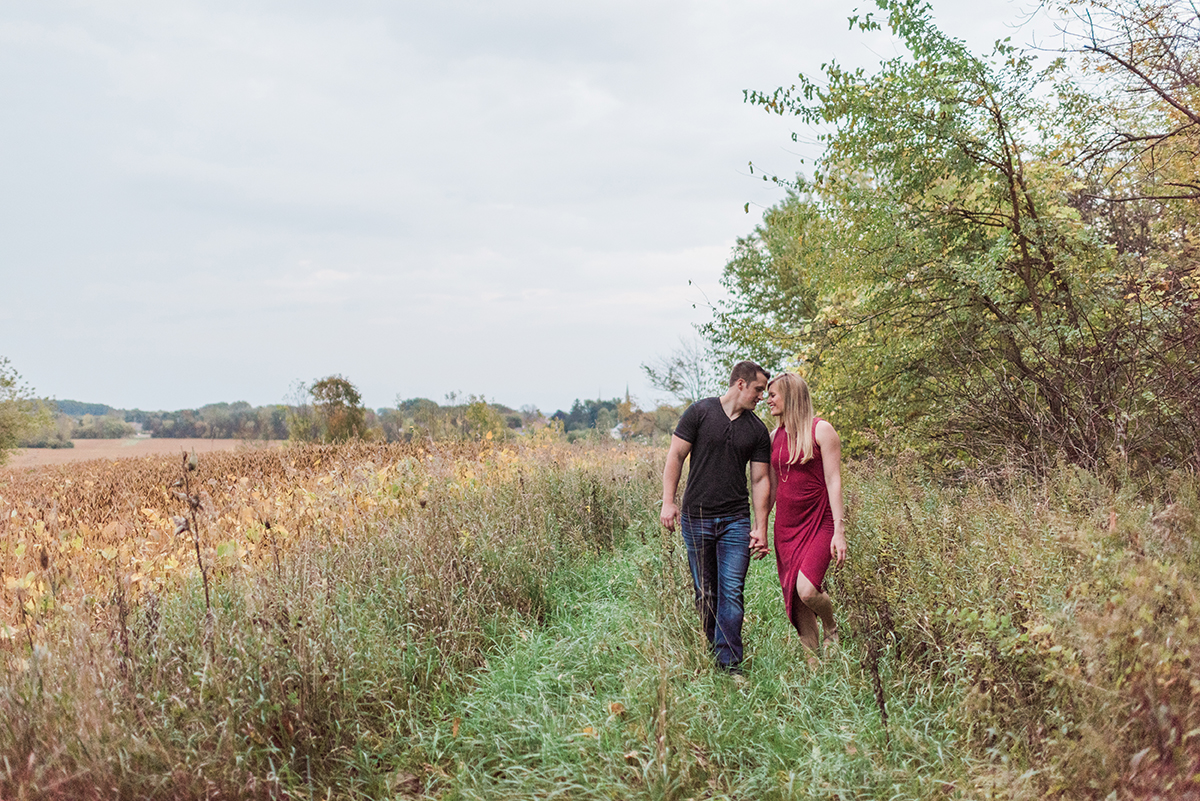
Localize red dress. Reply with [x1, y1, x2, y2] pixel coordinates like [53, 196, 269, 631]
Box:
[771, 418, 835, 634]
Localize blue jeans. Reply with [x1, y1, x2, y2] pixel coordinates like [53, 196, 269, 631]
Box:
[679, 513, 751, 667]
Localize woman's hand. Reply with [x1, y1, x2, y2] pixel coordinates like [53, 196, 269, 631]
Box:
[830, 531, 847, 567]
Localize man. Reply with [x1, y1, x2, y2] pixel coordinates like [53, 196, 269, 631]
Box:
[661, 360, 772, 673]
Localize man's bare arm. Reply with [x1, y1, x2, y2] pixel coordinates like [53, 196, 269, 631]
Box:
[660, 434, 692, 532]
[749, 461, 771, 558]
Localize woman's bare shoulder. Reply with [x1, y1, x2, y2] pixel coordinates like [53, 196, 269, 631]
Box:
[814, 418, 840, 446]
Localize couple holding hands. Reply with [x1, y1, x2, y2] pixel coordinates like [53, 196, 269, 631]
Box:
[660, 361, 846, 673]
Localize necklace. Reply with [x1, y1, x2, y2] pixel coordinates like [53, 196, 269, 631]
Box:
[778, 431, 792, 482]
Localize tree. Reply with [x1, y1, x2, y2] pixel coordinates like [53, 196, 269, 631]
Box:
[18, 411, 74, 449]
[0, 358, 49, 464]
[641, 337, 724, 406]
[550, 398, 623, 433]
[460, 395, 509, 441]
[1054, 0, 1200, 203]
[309, 375, 367, 442]
[285, 376, 370, 443]
[73, 414, 136, 439]
[384, 394, 518, 442]
[710, 0, 1199, 469]
[617, 391, 681, 442]
[408, 397, 448, 441]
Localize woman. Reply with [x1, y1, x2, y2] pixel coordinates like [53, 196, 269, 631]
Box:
[765, 373, 847, 654]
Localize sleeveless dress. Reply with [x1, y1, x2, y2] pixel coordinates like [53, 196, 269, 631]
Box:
[771, 418, 835, 634]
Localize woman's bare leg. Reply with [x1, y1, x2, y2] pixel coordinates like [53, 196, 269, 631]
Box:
[796, 571, 839, 650]
[791, 599, 820, 653]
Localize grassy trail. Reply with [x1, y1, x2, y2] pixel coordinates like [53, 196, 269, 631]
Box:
[5, 445, 1196, 799]
[427, 527, 971, 800]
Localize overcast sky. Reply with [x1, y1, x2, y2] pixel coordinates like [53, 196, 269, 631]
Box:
[0, 0, 1052, 413]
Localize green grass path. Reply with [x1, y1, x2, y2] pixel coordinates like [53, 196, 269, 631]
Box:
[419, 533, 972, 800]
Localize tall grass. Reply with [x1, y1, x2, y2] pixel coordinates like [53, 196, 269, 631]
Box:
[2, 444, 1197, 798]
[835, 458, 1200, 798]
[1, 440, 656, 799]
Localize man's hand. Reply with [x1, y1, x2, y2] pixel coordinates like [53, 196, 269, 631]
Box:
[750, 527, 769, 559]
[830, 531, 847, 567]
[660, 500, 680, 532]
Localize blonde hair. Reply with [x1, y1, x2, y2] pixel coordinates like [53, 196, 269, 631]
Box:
[769, 373, 814, 465]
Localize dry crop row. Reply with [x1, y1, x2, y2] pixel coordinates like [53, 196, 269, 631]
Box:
[0, 438, 624, 641]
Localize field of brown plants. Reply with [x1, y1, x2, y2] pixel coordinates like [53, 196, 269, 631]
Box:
[5, 438, 284, 469]
[1, 443, 403, 638]
[1, 433, 663, 799]
[0, 435, 611, 643]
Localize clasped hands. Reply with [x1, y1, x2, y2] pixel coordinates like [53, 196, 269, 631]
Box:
[749, 528, 769, 560]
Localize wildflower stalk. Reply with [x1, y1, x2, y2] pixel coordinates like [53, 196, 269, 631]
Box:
[173, 450, 211, 614]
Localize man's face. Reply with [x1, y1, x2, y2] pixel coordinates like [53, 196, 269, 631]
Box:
[735, 374, 768, 412]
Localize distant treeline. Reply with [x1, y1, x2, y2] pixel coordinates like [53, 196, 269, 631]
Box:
[127, 403, 290, 440]
[18, 390, 682, 447]
[16, 401, 289, 447]
[548, 397, 677, 442]
[551, 398, 621, 433]
[52, 400, 115, 417]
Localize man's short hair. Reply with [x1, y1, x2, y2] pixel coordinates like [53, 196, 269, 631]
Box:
[729, 360, 770, 387]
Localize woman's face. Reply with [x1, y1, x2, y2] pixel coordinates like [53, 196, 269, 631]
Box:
[766, 384, 784, 417]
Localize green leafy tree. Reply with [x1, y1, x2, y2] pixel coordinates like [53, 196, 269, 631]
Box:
[383, 395, 520, 442]
[461, 395, 508, 441]
[73, 414, 136, 439]
[0, 358, 50, 464]
[18, 412, 74, 449]
[407, 398, 448, 441]
[310, 375, 367, 443]
[551, 398, 624, 434]
[134, 402, 289, 439]
[709, 0, 1199, 470]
